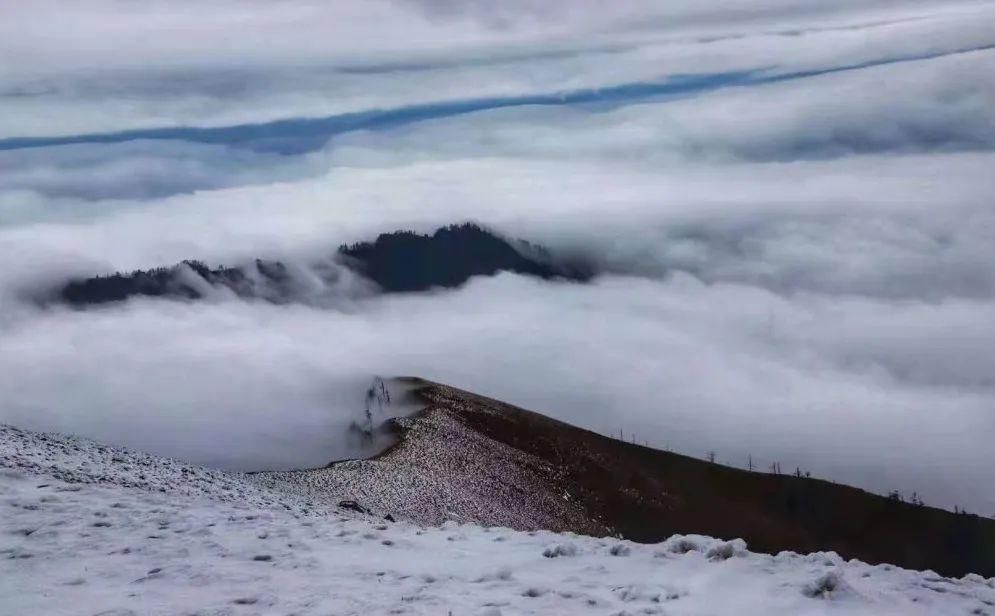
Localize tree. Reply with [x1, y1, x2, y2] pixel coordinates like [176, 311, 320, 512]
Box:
[350, 376, 392, 445]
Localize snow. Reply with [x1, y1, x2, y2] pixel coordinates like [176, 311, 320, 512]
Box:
[253, 405, 600, 534]
[3, 424, 995, 615]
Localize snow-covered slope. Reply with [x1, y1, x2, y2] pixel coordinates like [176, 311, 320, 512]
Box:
[256, 379, 995, 579]
[3, 424, 994, 615]
[254, 405, 602, 534]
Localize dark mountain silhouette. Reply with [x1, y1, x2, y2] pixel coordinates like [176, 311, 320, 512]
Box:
[262, 378, 995, 579]
[51, 223, 593, 307]
[59, 259, 294, 306]
[339, 223, 591, 292]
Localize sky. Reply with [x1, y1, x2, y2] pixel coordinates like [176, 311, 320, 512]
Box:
[1, 0, 994, 513]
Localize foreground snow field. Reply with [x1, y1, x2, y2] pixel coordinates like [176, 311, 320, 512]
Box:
[2, 424, 994, 616]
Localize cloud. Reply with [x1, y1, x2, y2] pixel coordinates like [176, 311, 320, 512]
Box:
[6, 43, 994, 157]
[0, 0, 991, 139]
[7, 149, 992, 297]
[2, 0, 995, 517]
[0, 140, 320, 202]
[1, 274, 993, 514]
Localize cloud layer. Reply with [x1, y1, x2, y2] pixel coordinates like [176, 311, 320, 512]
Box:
[1, 0, 994, 514]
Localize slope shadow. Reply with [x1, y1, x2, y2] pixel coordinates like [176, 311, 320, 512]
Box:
[402, 378, 995, 578]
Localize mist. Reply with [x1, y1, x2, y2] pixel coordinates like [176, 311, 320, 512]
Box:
[1, 0, 994, 515]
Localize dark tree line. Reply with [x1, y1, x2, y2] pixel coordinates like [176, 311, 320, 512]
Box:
[50, 223, 594, 307]
[339, 223, 593, 292]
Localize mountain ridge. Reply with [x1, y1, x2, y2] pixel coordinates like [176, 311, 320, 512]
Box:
[256, 377, 995, 578]
[5, 416, 990, 614]
[45, 223, 593, 308]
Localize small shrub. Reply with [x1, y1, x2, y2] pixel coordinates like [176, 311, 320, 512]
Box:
[542, 543, 578, 558]
[803, 571, 850, 599]
[706, 539, 746, 561]
[667, 536, 701, 554]
[610, 543, 632, 557]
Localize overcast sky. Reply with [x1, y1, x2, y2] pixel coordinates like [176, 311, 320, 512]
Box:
[1, 0, 994, 514]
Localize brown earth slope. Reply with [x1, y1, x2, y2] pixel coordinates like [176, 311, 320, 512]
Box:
[256, 378, 995, 578]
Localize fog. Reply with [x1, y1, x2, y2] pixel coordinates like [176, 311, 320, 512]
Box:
[1, 0, 994, 514]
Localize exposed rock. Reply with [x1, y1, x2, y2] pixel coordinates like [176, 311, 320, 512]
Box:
[337, 500, 369, 515]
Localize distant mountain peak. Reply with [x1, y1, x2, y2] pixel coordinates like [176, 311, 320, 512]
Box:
[44, 223, 595, 308]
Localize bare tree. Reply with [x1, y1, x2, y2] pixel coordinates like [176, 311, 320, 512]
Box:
[349, 376, 392, 445]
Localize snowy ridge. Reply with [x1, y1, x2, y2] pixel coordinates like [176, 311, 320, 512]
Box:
[4, 423, 995, 614]
[0, 425, 303, 512]
[261, 379, 995, 579]
[254, 405, 602, 534]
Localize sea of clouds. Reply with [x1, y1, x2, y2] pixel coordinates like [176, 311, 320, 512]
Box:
[1, 0, 993, 513]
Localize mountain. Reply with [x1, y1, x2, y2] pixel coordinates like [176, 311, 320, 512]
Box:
[7, 423, 994, 615]
[49, 223, 593, 307]
[258, 378, 995, 579]
[339, 223, 591, 292]
[3, 381, 995, 614]
[58, 259, 296, 306]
